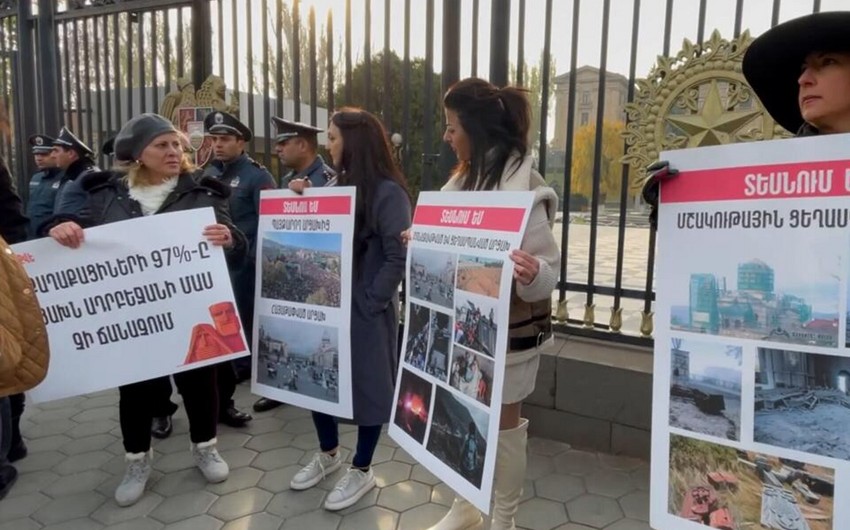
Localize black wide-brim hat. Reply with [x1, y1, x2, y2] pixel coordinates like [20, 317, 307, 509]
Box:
[743, 11, 850, 133]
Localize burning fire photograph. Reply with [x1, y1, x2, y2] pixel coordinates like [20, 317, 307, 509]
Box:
[393, 368, 433, 444]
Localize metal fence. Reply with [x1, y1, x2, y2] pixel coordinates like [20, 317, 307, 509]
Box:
[0, 0, 832, 346]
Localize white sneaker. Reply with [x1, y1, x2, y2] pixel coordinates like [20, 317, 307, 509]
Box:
[290, 451, 342, 490]
[427, 497, 484, 530]
[115, 450, 152, 507]
[191, 438, 229, 483]
[323, 467, 376, 511]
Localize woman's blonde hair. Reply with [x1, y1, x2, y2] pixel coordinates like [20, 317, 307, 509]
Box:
[122, 152, 196, 187]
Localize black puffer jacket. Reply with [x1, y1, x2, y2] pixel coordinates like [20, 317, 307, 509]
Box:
[45, 171, 247, 264]
[0, 156, 28, 244]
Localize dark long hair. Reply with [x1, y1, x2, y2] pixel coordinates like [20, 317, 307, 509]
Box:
[331, 107, 411, 233]
[443, 77, 531, 191]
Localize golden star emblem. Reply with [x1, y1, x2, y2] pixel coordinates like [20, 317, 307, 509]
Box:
[666, 80, 761, 147]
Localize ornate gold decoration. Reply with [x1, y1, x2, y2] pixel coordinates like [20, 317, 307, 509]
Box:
[555, 299, 568, 323]
[640, 311, 654, 338]
[623, 30, 792, 184]
[583, 304, 595, 329]
[609, 307, 623, 333]
[159, 75, 239, 126]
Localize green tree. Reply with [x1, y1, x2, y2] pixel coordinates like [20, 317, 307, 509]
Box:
[334, 51, 443, 198]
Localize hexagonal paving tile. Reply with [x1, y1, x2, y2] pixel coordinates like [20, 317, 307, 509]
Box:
[208, 487, 273, 521]
[619, 490, 649, 521]
[219, 448, 259, 469]
[220, 512, 284, 530]
[528, 436, 571, 457]
[66, 420, 119, 439]
[410, 464, 440, 486]
[431, 483, 454, 507]
[280, 509, 341, 530]
[7, 470, 60, 498]
[252, 447, 304, 471]
[54, 450, 115, 475]
[604, 519, 653, 530]
[14, 450, 66, 473]
[0, 519, 42, 530]
[72, 406, 118, 423]
[392, 448, 418, 465]
[629, 465, 650, 491]
[584, 469, 634, 498]
[257, 465, 301, 493]
[534, 473, 586, 503]
[399, 503, 451, 530]
[30, 407, 80, 424]
[554, 450, 600, 476]
[552, 524, 595, 530]
[25, 419, 79, 439]
[566, 493, 624, 528]
[32, 491, 108, 525]
[266, 489, 326, 519]
[337, 487, 379, 515]
[44, 469, 111, 498]
[40, 517, 104, 530]
[281, 417, 316, 435]
[161, 515, 224, 530]
[26, 434, 73, 453]
[100, 519, 164, 530]
[151, 468, 208, 497]
[149, 490, 219, 524]
[526, 452, 556, 480]
[206, 466, 264, 495]
[0, 492, 50, 523]
[61, 433, 119, 455]
[337, 506, 398, 530]
[376, 480, 431, 512]
[242, 417, 286, 436]
[90, 493, 163, 526]
[245, 432, 293, 452]
[215, 433, 251, 451]
[598, 453, 646, 472]
[287, 432, 318, 451]
[152, 451, 196, 474]
[372, 461, 411, 487]
[515, 498, 568, 530]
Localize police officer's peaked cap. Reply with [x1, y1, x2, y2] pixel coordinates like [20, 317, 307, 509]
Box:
[743, 11, 850, 133]
[271, 117, 323, 143]
[204, 111, 253, 142]
[29, 134, 55, 154]
[53, 127, 94, 158]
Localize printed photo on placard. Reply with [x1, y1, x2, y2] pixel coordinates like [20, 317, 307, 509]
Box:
[426, 386, 490, 489]
[260, 231, 342, 307]
[410, 247, 457, 309]
[425, 310, 452, 382]
[668, 433, 834, 530]
[669, 338, 742, 441]
[456, 255, 504, 299]
[256, 315, 339, 403]
[454, 293, 499, 358]
[669, 251, 841, 348]
[404, 303, 431, 372]
[755, 347, 850, 460]
[393, 368, 433, 444]
[450, 346, 495, 407]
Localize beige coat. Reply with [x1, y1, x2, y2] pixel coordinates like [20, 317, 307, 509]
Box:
[0, 236, 50, 397]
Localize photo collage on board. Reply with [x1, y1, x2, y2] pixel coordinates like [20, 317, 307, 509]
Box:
[663, 232, 850, 529]
[395, 248, 505, 488]
[255, 231, 343, 404]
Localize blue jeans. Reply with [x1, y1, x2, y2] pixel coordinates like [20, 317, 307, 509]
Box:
[312, 411, 383, 469]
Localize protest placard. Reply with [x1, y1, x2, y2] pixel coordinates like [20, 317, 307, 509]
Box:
[13, 208, 248, 403]
[389, 190, 534, 513]
[251, 187, 356, 419]
[651, 134, 850, 530]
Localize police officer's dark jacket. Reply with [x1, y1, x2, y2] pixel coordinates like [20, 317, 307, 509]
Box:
[26, 167, 62, 239]
[54, 158, 100, 215]
[43, 170, 247, 265]
[281, 155, 336, 188]
[201, 153, 274, 252]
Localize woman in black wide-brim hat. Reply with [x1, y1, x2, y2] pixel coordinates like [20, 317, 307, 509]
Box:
[742, 11, 850, 136]
[643, 11, 850, 227]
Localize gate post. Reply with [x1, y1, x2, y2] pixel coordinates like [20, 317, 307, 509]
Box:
[191, 0, 213, 88]
[36, 0, 60, 136]
[16, 0, 37, 195]
[489, 0, 510, 86]
[437, 0, 461, 181]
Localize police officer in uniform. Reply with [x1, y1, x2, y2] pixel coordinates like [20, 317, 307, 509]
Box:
[25, 134, 61, 239]
[272, 117, 335, 189]
[51, 127, 99, 216]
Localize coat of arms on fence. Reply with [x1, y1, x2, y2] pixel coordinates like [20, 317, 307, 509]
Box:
[159, 75, 240, 167]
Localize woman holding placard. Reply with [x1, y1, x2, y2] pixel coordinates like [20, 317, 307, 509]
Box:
[287, 108, 412, 511]
[423, 77, 560, 530]
[45, 113, 246, 508]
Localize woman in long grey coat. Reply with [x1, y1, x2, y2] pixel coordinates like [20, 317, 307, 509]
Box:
[289, 108, 411, 512]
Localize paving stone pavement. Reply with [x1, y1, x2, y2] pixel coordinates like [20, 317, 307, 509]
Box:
[1, 383, 651, 530]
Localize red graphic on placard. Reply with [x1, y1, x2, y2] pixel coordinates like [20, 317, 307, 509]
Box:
[661, 158, 850, 203]
[183, 301, 247, 365]
[413, 205, 526, 231]
[260, 196, 352, 215]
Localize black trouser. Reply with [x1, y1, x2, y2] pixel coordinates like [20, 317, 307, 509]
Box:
[8, 393, 24, 448]
[150, 362, 236, 417]
[120, 365, 218, 453]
